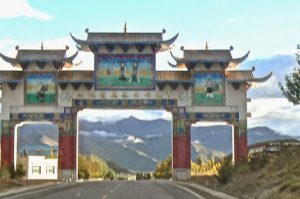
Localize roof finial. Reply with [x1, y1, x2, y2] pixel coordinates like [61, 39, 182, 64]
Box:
[124, 22, 127, 33]
[41, 42, 44, 50]
[205, 41, 208, 50]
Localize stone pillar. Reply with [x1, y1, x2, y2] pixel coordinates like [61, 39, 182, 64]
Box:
[1, 121, 15, 167]
[172, 112, 191, 181]
[58, 109, 77, 181]
[233, 119, 248, 163]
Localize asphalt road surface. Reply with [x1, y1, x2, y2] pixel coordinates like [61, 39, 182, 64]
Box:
[7, 180, 223, 199]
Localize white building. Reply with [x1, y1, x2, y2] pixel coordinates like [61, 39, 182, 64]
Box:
[22, 155, 58, 180]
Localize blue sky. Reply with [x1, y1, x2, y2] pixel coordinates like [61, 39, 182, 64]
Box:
[1, 0, 300, 136]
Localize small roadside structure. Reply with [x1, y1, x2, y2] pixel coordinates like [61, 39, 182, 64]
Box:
[19, 155, 58, 180]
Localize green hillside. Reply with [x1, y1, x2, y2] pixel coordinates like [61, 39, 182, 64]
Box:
[191, 145, 300, 199]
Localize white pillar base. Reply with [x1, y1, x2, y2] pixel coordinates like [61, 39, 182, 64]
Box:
[172, 169, 191, 181]
[58, 169, 76, 182]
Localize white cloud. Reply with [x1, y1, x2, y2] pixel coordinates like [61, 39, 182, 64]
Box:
[248, 98, 300, 136]
[145, 134, 163, 138]
[126, 136, 143, 144]
[0, 0, 53, 20]
[93, 130, 117, 138]
[78, 109, 171, 123]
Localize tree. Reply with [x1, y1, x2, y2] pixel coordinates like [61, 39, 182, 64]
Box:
[153, 155, 172, 179]
[279, 65, 300, 105]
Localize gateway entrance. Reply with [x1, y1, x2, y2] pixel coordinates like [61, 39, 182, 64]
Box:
[0, 26, 271, 180]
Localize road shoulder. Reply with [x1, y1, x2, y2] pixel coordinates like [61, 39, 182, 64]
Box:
[175, 181, 240, 199]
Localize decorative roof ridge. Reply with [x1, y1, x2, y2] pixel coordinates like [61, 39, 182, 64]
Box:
[183, 49, 231, 51]
[225, 68, 254, 72]
[88, 32, 163, 34]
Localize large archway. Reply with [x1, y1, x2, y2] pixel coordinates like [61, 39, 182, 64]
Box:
[0, 27, 271, 182]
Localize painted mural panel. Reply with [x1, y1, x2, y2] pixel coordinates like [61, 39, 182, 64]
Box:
[26, 73, 56, 105]
[95, 54, 155, 90]
[194, 73, 224, 105]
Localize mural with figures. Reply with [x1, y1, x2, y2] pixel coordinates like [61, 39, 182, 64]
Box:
[95, 54, 155, 90]
[194, 73, 224, 105]
[26, 73, 56, 105]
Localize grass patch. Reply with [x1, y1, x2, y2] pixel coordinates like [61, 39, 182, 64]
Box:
[97, 76, 152, 87]
[194, 93, 224, 105]
[26, 93, 55, 104]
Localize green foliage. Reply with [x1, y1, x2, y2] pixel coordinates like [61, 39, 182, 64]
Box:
[278, 67, 300, 105]
[0, 165, 11, 180]
[196, 155, 203, 166]
[217, 157, 235, 184]
[78, 154, 116, 180]
[248, 152, 269, 171]
[153, 155, 172, 179]
[136, 172, 151, 180]
[14, 164, 26, 179]
[2, 164, 26, 180]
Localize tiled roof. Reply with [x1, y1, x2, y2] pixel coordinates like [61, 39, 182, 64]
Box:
[225, 70, 254, 81]
[183, 50, 232, 62]
[87, 33, 163, 44]
[16, 50, 66, 62]
[57, 71, 94, 82]
[0, 71, 23, 83]
[156, 71, 191, 82]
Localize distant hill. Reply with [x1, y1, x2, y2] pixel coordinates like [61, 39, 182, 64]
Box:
[18, 117, 293, 171]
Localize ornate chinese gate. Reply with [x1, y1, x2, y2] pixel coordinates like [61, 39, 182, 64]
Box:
[0, 27, 271, 181]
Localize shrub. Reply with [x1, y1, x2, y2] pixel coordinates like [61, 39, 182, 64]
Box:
[153, 155, 172, 179]
[14, 164, 26, 179]
[217, 157, 235, 184]
[10, 164, 26, 179]
[0, 165, 10, 180]
[78, 169, 89, 179]
[248, 152, 269, 171]
[78, 154, 116, 179]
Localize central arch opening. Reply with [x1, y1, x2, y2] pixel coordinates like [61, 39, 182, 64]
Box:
[77, 109, 172, 179]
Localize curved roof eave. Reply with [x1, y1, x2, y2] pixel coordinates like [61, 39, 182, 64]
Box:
[250, 72, 272, 83]
[228, 50, 250, 68]
[227, 72, 272, 83]
[64, 51, 79, 64]
[160, 33, 179, 46]
[0, 53, 18, 66]
[70, 33, 90, 52]
[170, 51, 184, 63]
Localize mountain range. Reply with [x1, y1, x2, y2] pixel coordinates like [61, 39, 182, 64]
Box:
[17, 116, 293, 172]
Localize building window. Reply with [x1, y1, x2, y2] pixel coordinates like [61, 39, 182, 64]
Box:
[46, 166, 55, 174]
[32, 166, 41, 174]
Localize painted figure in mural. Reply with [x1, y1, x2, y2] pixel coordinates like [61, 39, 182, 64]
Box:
[205, 79, 219, 99]
[36, 83, 48, 102]
[119, 62, 127, 81]
[130, 62, 139, 82]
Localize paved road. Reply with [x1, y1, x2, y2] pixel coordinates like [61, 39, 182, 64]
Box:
[6, 180, 217, 199]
